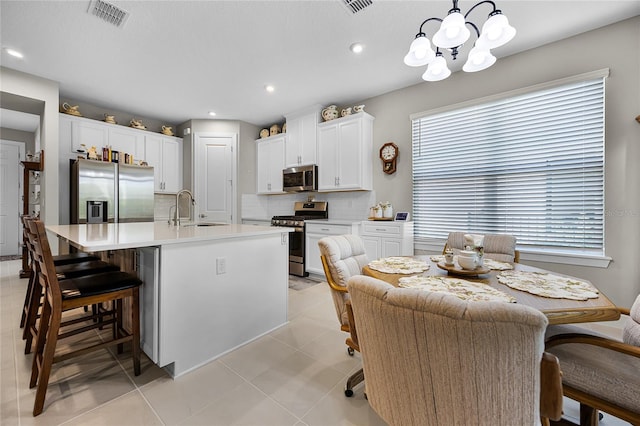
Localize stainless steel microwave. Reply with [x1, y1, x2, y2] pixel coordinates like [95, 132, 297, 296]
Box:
[283, 165, 318, 192]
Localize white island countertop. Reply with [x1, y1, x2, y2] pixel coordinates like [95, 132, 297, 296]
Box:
[47, 222, 289, 252]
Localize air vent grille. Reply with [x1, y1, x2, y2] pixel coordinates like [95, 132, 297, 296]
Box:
[342, 0, 373, 14]
[88, 0, 130, 28]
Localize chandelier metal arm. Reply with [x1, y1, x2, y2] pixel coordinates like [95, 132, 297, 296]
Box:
[463, 0, 498, 20]
[465, 21, 481, 39]
[417, 17, 443, 36]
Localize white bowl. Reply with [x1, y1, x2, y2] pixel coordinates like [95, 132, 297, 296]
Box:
[458, 255, 477, 270]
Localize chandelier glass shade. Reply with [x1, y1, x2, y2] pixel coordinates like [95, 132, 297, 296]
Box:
[404, 0, 516, 82]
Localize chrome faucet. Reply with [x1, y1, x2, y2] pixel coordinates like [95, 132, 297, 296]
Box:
[173, 189, 195, 226]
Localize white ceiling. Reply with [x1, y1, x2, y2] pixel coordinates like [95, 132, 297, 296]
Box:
[1, 1, 639, 128]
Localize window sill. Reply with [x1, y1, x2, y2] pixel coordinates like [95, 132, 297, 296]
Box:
[414, 241, 611, 268]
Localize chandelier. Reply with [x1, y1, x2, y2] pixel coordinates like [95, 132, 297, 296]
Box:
[404, 0, 516, 82]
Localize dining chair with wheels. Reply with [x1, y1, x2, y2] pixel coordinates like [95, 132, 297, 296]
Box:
[546, 294, 640, 426]
[347, 274, 563, 426]
[27, 219, 143, 416]
[444, 231, 520, 263]
[318, 234, 370, 396]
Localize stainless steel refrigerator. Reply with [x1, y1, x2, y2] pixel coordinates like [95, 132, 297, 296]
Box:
[71, 159, 154, 223]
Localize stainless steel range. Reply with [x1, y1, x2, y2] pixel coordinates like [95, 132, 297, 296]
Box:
[271, 201, 328, 277]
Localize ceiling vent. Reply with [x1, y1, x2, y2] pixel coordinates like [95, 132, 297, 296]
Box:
[341, 0, 373, 14]
[87, 0, 130, 28]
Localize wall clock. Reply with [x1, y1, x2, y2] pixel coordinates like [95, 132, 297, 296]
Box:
[379, 142, 398, 174]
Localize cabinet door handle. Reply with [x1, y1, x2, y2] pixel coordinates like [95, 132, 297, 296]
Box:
[376, 228, 387, 232]
[321, 228, 330, 231]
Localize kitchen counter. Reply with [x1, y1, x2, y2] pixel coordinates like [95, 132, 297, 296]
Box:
[305, 218, 362, 226]
[47, 222, 287, 252]
[47, 222, 290, 378]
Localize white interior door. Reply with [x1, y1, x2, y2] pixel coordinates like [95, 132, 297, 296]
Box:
[0, 141, 25, 256]
[194, 134, 237, 223]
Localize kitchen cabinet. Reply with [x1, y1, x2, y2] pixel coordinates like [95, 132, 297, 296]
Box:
[61, 114, 108, 155]
[108, 127, 144, 160]
[305, 221, 360, 276]
[60, 114, 144, 160]
[284, 106, 321, 167]
[317, 112, 374, 191]
[256, 134, 285, 194]
[144, 134, 183, 193]
[360, 220, 414, 261]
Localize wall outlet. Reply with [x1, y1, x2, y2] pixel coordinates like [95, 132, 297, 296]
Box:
[216, 257, 226, 274]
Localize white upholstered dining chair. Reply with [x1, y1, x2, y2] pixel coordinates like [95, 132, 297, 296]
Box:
[444, 231, 520, 263]
[347, 274, 563, 426]
[317, 234, 369, 396]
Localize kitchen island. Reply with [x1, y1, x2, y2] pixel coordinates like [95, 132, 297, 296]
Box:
[47, 222, 290, 377]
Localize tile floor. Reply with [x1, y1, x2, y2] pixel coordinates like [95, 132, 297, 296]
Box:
[0, 259, 630, 425]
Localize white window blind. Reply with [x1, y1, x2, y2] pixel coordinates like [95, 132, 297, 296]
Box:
[412, 77, 605, 252]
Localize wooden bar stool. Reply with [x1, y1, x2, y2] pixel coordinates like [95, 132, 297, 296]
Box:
[21, 217, 120, 354]
[19, 215, 101, 329]
[27, 219, 143, 416]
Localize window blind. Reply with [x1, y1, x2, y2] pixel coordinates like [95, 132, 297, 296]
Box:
[412, 77, 605, 252]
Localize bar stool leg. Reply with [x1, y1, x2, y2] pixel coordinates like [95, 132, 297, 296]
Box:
[20, 267, 36, 328]
[31, 300, 62, 416]
[23, 277, 43, 354]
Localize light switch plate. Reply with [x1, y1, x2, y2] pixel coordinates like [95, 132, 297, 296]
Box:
[216, 257, 226, 274]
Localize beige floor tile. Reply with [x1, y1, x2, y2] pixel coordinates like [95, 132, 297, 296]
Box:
[180, 381, 299, 426]
[63, 390, 163, 426]
[299, 328, 362, 375]
[269, 316, 334, 349]
[302, 380, 387, 426]
[219, 335, 297, 381]
[140, 360, 245, 424]
[17, 362, 137, 426]
[250, 351, 346, 417]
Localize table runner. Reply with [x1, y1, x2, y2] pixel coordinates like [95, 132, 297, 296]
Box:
[368, 257, 430, 274]
[398, 275, 516, 303]
[497, 270, 599, 301]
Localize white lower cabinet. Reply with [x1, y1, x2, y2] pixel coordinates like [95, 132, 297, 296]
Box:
[360, 221, 414, 260]
[305, 221, 360, 276]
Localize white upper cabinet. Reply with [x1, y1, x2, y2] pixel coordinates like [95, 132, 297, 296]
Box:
[144, 134, 183, 193]
[317, 112, 374, 192]
[284, 105, 322, 168]
[256, 134, 285, 194]
[61, 114, 109, 155]
[108, 127, 144, 161]
[61, 113, 146, 161]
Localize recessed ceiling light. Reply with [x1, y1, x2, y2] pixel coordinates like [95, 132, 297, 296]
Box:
[208, 111, 217, 116]
[265, 85, 275, 93]
[350, 43, 364, 54]
[4, 48, 24, 59]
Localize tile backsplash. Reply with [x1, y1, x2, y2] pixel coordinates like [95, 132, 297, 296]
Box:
[156, 191, 377, 222]
[241, 191, 376, 221]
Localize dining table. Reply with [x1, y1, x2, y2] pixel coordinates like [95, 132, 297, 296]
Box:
[362, 256, 620, 326]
